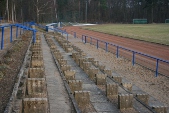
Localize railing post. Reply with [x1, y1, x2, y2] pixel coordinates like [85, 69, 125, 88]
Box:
[20, 27, 21, 35]
[74, 32, 76, 38]
[155, 59, 159, 77]
[105, 42, 108, 52]
[132, 51, 135, 66]
[116, 46, 119, 58]
[82, 35, 83, 42]
[33, 31, 36, 43]
[97, 39, 99, 49]
[10, 25, 13, 42]
[1, 27, 4, 50]
[16, 26, 18, 38]
[85, 36, 87, 44]
[90, 37, 92, 45]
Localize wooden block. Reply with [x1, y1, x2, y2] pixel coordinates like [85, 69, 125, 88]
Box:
[64, 70, 76, 81]
[74, 91, 90, 108]
[83, 62, 92, 73]
[152, 106, 167, 113]
[121, 82, 132, 92]
[27, 78, 46, 98]
[136, 93, 149, 105]
[28, 68, 44, 78]
[106, 83, 118, 97]
[92, 60, 99, 67]
[68, 80, 82, 93]
[98, 64, 105, 71]
[96, 74, 107, 85]
[31, 60, 44, 68]
[54, 52, 63, 59]
[86, 57, 94, 62]
[112, 76, 122, 84]
[88, 68, 99, 81]
[58, 59, 67, 65]
[104, 69, 112, 76]
[61, 65, 71, 72]
[118, 94, 133, 109]
[79, 58, 87, 69]
[72, 52, 79, 60]
[23, 98, 48, 113]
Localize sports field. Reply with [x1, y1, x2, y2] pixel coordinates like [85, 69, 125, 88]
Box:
[83, 24, 169, 45]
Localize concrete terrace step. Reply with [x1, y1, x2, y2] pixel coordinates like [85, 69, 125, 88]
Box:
[45, 33, 121, 113]
[41, 34, 71, 113]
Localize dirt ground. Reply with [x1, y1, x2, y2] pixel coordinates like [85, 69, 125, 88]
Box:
[0, 27, 17, 59]
[0, 31, 31, 112]
[64, 26, 169, 77]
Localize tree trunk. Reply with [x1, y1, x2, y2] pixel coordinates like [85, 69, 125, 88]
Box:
[6, 0, 9, 22]
[79, 0, 80, 22]
[151, 5, 154, 23]
[11, 2, 14, 23]
[37, 9, 39, 23]
[14, 2, 16, 22]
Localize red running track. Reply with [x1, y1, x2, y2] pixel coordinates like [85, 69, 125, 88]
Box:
[63, 26, 169, 77]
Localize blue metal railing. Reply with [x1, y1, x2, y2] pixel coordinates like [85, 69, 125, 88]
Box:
[35, 23, 69, 40]
[0, 23, 37, 50]
[35, 25, 169, 77]
[71, 32, 169, 77]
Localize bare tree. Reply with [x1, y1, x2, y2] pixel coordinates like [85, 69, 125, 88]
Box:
[6, 0, 9, 22]
[33, 0, 53, 23]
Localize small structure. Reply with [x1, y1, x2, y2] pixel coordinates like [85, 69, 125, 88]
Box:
[46, 23, 56, 32]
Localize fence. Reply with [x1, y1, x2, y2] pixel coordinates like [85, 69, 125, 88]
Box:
[71, 32, 169, 77]
[0, 23, 37, 50]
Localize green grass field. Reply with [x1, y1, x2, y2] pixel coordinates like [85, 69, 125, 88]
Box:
[83, 24, 169, 45]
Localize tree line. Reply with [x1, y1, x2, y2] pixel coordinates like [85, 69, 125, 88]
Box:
[0, 0, 169, 23]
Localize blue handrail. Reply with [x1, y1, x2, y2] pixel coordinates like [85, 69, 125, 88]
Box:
[0, 23, 37, 50]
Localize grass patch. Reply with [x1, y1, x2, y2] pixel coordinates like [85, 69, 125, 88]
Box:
[82, 24, 169, 45]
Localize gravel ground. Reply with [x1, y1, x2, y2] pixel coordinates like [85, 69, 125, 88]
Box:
[67, 35, 169, 107]
[0, 32, 31, 112]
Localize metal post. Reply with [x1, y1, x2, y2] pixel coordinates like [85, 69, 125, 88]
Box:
[132, 51, 135, 66]
[1, 27, 4, 49]
[85, 36, 87, 44]
[116, 46, 119, 58]
[10, 26, 13, 42]
[20, 27, 21, 35]
[74, 32, 76, 38]
[16, 26, 18, 38]
[33, 31, 36, 43]
[155, 59, 159, 77]
[90, 37, 92, 45]
[105, 42, 108, 52]
[97, 39, 99, 49]
[82, 35, 83, 42]
[85, 0, 87, 23]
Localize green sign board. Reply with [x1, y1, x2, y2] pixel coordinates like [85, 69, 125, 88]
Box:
[133, 19, 147, 24]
